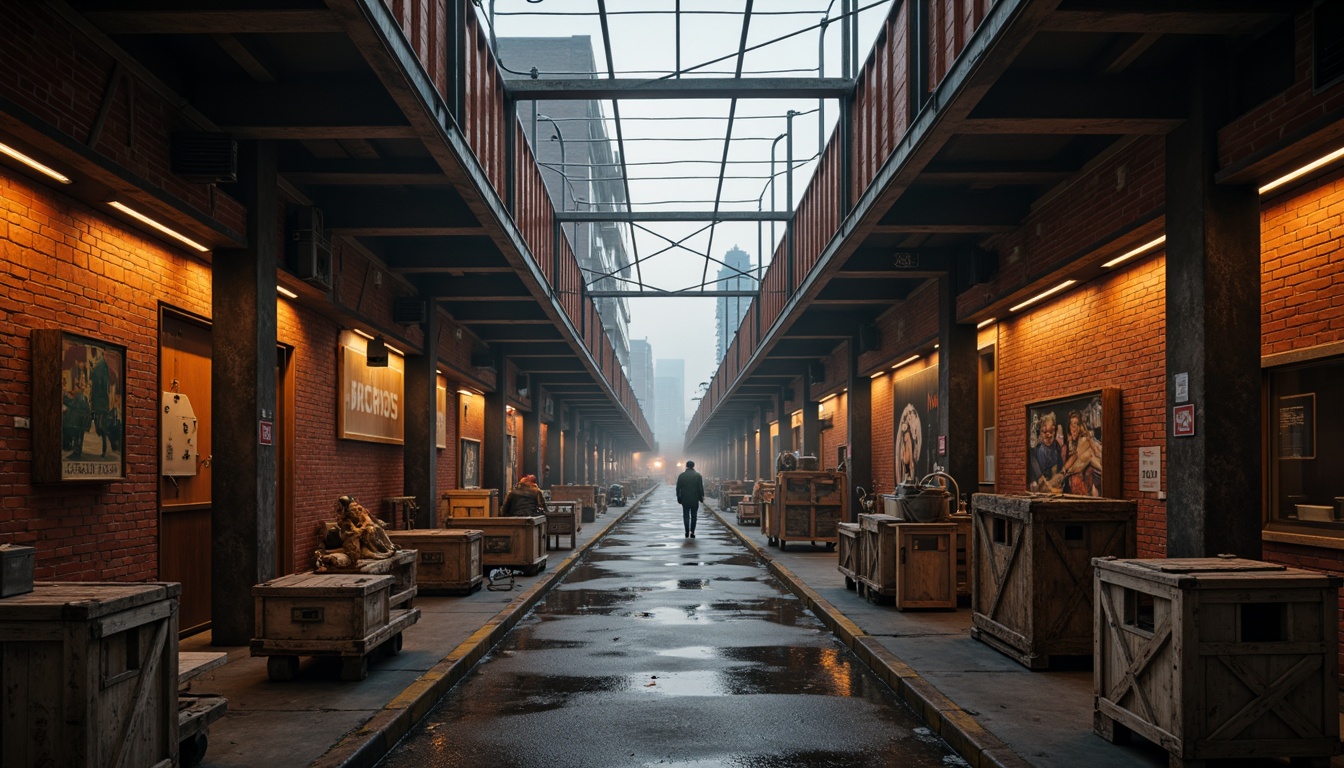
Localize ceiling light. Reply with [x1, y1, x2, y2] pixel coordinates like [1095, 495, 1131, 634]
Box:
[1259, 145, 1344, 195]
[976, 317, 996, 329]
[1102, 235, 1166, 269]
[107, 201, 209, 252]
[890, 354, 920, 371]
[869, 371, 885, 380]
[933, 343, 939, 350]
[0, 141, 71, 184]
[458, 389, 475, 397]
[277, 285, 298, 299]
[352, 328, 375, 340]
[1009, 280, 1076, 312]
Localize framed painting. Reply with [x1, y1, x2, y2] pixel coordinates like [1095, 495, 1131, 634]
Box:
[1026, 388, 1120, 499]
[460, 437, 481, 489]
[891, 363, 939, 483]
[32, 329, 127, 483]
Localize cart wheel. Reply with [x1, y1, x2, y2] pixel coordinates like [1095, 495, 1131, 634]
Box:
[844, 576, 856, 591]
[179, 732, 209, 767]
[387, 632, 403, 655]
[826, 542, 835, 551]
[267, 655, 299, 682]
[340, 655, 369, 682]
[778, 541, 787, 551]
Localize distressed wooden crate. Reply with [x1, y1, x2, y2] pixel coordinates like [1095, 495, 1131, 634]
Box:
[736, 501, 762, 525]
[971, 494, 1135, 669]
[319, 548, 418, 609]
[950, 513, 972, 599]
[0, 582, 181, 768]
[857, 513, 900, 598]
[437, 488, 499, 519]
[768, 471, 846, 550]
[250, 572, 419, 681]
[443, 515, 548, 575]
[891, 522, 957, 610]
[543, 503, 578, 550]
[837, 522, 861, 590]
[1094, 557, 1341, 767]
[388, 529, 482, 595]
[550, 485, 597, 523]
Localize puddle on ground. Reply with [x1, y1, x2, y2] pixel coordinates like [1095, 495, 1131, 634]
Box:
[540, 589, 640, 613]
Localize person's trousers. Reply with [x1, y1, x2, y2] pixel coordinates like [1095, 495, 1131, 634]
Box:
[682, 504, 699, 534]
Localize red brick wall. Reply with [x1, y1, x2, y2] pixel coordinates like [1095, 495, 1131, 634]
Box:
[1219, 9, 1344, 171]
[0, 4, 245, 237]
[2, 169, 212, 581]
[870, 371, 894, 495]
[1261, 165, 1344, 356]
[996, 255, 1168, 557]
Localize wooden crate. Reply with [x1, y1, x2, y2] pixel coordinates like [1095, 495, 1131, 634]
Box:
[768, 471, 846, 550]
[892, 522, 956, 610]
[437, 488, 499, 519]
[550, 485, 597, 523]
[319, 549, 418, 608]
[250, 572, 419, 681]
[543, 503, 578, 550]
[388, 529, 482, 595]
[443, 515, 548, 575]
[970, 493, 1135, 669]
[1094, 557, 1341, 767]
[837, 522, 861, 590]
[857, 513, 901, 599]
[736, 501, 762, 525]
[950, 513, 971, 599]
[0, 582, 181, 768]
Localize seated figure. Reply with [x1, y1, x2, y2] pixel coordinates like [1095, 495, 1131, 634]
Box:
[314, 495, 399, 571]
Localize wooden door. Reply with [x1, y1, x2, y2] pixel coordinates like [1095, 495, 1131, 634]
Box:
[159, 311, 213, 635]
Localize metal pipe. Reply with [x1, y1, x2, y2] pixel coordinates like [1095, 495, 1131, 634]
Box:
[819, 14, 829, 160]
[768, 132, 786, 252]
[785, 109, 798, 212]
[537, 114, 567, 212]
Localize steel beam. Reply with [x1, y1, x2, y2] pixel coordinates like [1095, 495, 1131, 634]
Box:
[507, 78, 852, 101]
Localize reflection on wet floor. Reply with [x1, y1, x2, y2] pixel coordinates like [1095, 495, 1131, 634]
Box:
[379, 488, 962, 768]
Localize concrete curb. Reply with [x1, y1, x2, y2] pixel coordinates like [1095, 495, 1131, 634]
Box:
[314, 485, 660, 768]
[708, 504, 1033, 768]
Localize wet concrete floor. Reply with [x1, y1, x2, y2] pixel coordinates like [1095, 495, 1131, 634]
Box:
[378, 486, 966, 768]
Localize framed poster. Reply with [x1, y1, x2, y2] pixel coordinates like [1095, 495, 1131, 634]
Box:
[31, 329, 127, 482]
[435, 380, 447, 450]
[460, 437, 481, 489]
[1026, 388, 1120, 499]
[1277, 393, 1315, 459]
[892, 363, 939, 483]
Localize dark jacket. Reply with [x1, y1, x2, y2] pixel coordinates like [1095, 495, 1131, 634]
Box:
[675, 468, 705, 509]
[500, 484, 544, 517]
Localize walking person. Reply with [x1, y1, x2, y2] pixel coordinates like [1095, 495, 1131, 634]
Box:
[675, 460, 705, 538]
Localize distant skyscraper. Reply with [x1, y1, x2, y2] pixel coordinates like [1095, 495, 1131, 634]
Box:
[715, 245, 756, 364]
[629, 338, 655, 427]
[654, 359, 685, 454]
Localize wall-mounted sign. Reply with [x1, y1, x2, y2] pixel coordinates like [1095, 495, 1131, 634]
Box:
[259, 419, 273, 446]
[162, 392, 199, 476]
[1138, 446, 1160, 492]
[338, 330, 404, 445]
[1174, 372, 1188, 404]
[1172, 404, 1195, 438]
[893, 252, 919, 269]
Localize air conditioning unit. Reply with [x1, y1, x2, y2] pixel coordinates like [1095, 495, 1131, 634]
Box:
[289, 206, 332, 292]
[171, 132, 237, 183]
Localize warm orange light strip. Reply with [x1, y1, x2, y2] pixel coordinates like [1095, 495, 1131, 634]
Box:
[1259, 145, 1344, 195]
[108, 201, 209, 252]
[1009, 280, 1076, 313]
[0, 141, 71, 184]
[890, 354, 921, 371]
[277, 286, 299, 299]
[1102, 235, 1166, 269]
[976, 317, 996, 329]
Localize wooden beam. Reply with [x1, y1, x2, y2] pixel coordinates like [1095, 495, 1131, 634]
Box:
[1042, 1, 1284, 35]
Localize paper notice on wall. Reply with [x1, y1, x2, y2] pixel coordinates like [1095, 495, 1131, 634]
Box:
[1138, 446, 1160, 493]
[162, 392, 199, 477]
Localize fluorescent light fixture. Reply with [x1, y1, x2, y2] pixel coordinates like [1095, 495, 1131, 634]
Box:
[976, 317, 996, 329]
[1102, 235, 1166, 269]
[0, 141, 71, 184]
[933, 343, 939, 350]
[107, 201, 209, 252]
[819, 393, 837, 404]
[277, 285, 298, 299]
[890, 354, 921, 371]
[1259, 145, 1344, 195]
[869, 371, 886, 379]
[458, 389, 475, 397]
[352, 328, 374, 340]
[384, 342, 404, 357]
[1009, 280, 1076, 313]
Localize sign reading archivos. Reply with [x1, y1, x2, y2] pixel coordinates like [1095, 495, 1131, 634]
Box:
[339, 330, 404, 445]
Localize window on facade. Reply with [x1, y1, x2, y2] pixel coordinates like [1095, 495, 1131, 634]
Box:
[1266, 355, 1344, 533]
